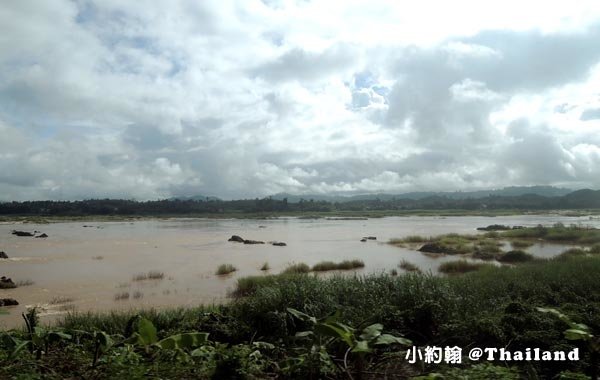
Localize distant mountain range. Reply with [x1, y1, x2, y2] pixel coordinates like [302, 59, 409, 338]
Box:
[268, 186, 574, 203]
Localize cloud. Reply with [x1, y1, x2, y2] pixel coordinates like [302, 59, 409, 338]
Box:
[581, 108, 600, 120]
[1, 1, 600, 200]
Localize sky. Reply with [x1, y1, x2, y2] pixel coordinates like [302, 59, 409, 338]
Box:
[2, 1, 600, 200]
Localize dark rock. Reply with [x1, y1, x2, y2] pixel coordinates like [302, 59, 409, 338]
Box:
[367, 236, 377, 240]
[11, 230, 34, 237]
[418, 243, 446, 254]
[271, 242, 286, 246]
[0, 251, 7, 259]
[228, 235, 245, 243]
[360, 238, 367, 242]
[0, 276, 16, 289]
[35, 233, 48, 238]
[0, 298, 19, 307]
[243, 240, 265, 245]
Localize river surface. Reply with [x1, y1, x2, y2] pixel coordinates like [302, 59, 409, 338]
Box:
[1, 215, 598, 329]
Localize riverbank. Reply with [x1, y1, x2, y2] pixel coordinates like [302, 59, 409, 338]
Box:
[1, 254, 598, 379]
[2, 208, 600, 224]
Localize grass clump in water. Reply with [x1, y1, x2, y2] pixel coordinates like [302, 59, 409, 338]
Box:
[49, 296, 75, 305]
[399, 260, 421, 272]
[260, 262, 270, 271]
[15, 279, 34, 287]
[312, 260, 364, 271]
[281, 263, 310, 274]
[502, 223, 600, 245]
[132, 271, 165, 281]
[438, 260, 488, 274]
[215, 264, 237, 275]
[114, 292, 130, 301]
[511, 240, 534, 249]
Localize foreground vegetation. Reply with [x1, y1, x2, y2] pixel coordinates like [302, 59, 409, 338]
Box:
[1, 255, 599, 378]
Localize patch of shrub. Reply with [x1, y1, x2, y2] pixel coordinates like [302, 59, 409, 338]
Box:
[216, 264, 237, 275]
[281, 263, 310, 274]
[438, 260, 488, 274]
[497, 250, 534, 263]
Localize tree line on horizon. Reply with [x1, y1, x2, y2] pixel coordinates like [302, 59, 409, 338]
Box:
[1, 189, 599, 215]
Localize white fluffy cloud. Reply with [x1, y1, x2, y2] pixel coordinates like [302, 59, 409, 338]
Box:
[1, 0, 600, 200]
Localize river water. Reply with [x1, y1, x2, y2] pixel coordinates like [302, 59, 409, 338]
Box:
[1, 214, 598, 329]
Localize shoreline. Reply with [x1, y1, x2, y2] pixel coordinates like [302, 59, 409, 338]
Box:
[2, 208, 600, 223]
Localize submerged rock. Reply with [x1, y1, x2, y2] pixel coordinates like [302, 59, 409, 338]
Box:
[0, 251, 8, 259]
[418, 243, 446, 254]
[0, 298, 19, 307]
[35, 233, 48, 238]
[243, 240, 265, 245]
[228, 235, 245, 243]
[271, 242, 287, 246]
[360, 238, 367, 242]
[11, 230, 34, 237]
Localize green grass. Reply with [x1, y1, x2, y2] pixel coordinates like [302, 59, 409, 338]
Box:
[438, 260, 489, 274]
[502, 223, 600, 244]
[496, 250, 535, 263]
[231, 274, 302, 297]
[9, 255, 595, 379]
[311, 259, 364, 271]
[399, 259, 420, 272]
[400, 235, 429, 243]
[215, 264, 237, 275]
[281, 263, 310, 274]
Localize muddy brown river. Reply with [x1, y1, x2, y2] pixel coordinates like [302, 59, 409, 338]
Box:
[1, 215, 597, 329]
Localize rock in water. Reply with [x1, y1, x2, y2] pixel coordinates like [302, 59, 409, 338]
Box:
[35, 233, 48, 238]
[0, 251, 8, 259]
[271, 242, 286, 246]
[11, 230, 34, 237]
[418, 243, 446, 254]
[243, 240, 265, 245]
[0, 298, 19, 307]
[228, 235, 245, 243]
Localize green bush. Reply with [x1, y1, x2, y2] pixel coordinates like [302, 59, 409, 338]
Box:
[281, 263, 310, 274]
[497, 250, 535, 263]
[438, 260, 488, 274]
[215, 264, 237, 275]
